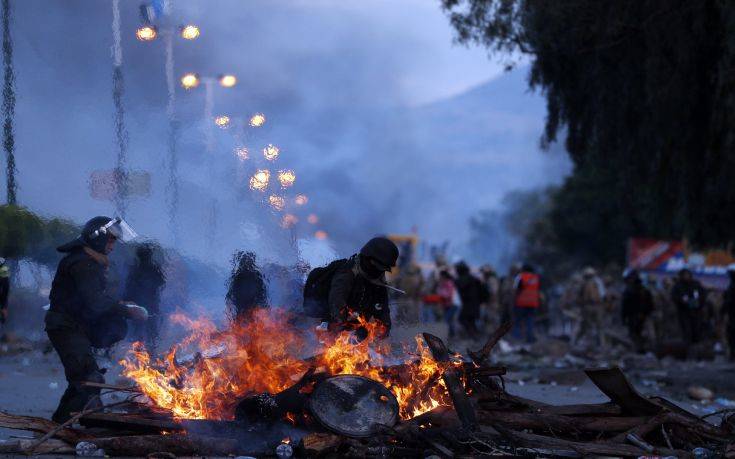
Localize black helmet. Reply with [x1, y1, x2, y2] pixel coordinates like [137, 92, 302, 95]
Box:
[360, 237, 399, 272]
[57, 216, 114, 253]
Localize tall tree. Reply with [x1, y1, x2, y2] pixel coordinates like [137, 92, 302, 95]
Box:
[444, 0, 735, 265]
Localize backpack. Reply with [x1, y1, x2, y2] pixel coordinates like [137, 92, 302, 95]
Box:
[303, 258, 349, 318]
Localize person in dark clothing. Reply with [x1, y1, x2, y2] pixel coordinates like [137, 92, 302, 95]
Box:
[454, 261, 483, 338]
[670, 268, 706, 345]
[621, 270, 654, 352]
[124, 244, 166, 353]
[326, 237, 399, 338]
[46, 216, 148, 423]
[226, 251, 268, 322]
[0, 258, 9, 326]
[723, 265, 735, 360]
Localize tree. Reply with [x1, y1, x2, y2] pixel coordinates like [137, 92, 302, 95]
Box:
[444, 0, 735, 270]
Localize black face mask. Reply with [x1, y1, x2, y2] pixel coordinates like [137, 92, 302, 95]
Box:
[360, 256, 384, 279]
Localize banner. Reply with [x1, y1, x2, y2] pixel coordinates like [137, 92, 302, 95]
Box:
[627, 238, 733, 289]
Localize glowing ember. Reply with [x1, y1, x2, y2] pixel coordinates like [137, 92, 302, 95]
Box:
[180, 25, 200, 40]
[281, 213, 298, 228]
[235, 146, 249, 161]
[214, 116, 231, 128]
[219, 74, 237, 88]
[121, 310, 453, 421]
[277, 170, 296, 188]
[249, 169, 270, 191]
[180, 73, 199, 89]
[307, 214, 319, 224]
[269, 195, 285, 211]
[263, 144, 280, 161]
[249, 113, 266, 127]
[136, 26, 157, 41]
[314, 230, 328, 240]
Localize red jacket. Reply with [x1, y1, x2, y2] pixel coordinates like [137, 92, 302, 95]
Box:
[514, 272, 540, 308]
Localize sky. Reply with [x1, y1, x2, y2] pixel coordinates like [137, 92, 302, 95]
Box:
[3, 0, 569, 269]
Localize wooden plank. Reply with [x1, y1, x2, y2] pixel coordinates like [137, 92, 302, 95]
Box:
[584, 367, 662, 416]
[423, 333, 477, 430]
[0, 438, 74, 455]
[0, 411, 86, 444]
[91, 434, 240, 456]
[478, 410, 648, 434]
[78, 412, 181, 433]
[467, 322, 513, 365]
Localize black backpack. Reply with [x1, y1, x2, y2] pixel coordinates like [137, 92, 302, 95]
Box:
[303, 258, 349, 319]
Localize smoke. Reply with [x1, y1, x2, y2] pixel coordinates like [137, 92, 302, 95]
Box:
[6, 0, 569, 284]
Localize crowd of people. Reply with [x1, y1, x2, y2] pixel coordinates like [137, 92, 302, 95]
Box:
[393, 257, 735, 361]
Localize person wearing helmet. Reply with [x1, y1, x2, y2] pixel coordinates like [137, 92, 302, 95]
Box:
[46, 216, 148, 423]
[326, 237, 399, 338]
[0, 257, 9, 327]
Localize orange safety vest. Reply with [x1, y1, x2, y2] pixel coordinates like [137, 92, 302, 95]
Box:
[515, 272, 540, 308]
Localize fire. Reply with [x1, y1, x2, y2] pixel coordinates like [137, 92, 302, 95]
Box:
[277, 170, 296, 188]
[121, 310, 454, 421]
[249, 169, 270, 191]
[263, 144, 280, 161]
[249, 113, 266, 127]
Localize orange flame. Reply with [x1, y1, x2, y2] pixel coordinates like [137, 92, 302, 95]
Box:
[120, 309, 454, 421]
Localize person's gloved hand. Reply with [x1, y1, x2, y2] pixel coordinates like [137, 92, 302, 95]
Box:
[125, 303, 149, 321]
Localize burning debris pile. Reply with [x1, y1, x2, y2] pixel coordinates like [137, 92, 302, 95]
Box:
[0, 320, 733, 457]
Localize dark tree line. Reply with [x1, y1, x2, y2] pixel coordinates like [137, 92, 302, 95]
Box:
[444, 0, 735, 270]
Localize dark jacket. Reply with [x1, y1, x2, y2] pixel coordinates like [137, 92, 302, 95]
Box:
[724, 280, 735, 328]
[226, 261, 267, 320]
[621, 281, 654, 324]
[0, 275, 8, 308]
[47, 248, 128, 343]
[455, 272, 484, 320]
[671, 279, 706, 310]
[327, 256, 391, 332]
[124, 262, 165, 313]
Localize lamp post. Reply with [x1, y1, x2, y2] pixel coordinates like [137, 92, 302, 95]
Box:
[136, 3, 200, 243]
[179, 72, 237, 249]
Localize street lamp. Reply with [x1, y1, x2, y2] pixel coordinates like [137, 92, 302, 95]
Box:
[219, 74, 237, 88]
[249, 113, 266, 127]
[180, 72, 199, 89]
[136, 25, 157, 41]
[180, 24, 200, 40]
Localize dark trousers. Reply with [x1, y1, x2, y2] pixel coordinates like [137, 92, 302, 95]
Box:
[444, 305, 459, 338]
[677, 306, 702, 345]
[47, 328, 103, 423]
[513, 306, 536, 343]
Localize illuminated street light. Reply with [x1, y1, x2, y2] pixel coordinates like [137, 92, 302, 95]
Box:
[269, 195, 285, 211]
[263, 144, 280, 161]
[235, 146, 249, 161]
[315, 230, 328, 240]
[307, 214, 319, 225]
[278, 170, 296, 188]
[180, 24, 200, 40]
[249, 113, 266, 127]
[214, 115, 231, 128]
[281, 213, 298, 228]
[136, 25, 157, 41]
[249, 169, 270, 191]
[219, 74, 237, 88]
[294, 194, 308, 206]
[180, 73, 200, 89]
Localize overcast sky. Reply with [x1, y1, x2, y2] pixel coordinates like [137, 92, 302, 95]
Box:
[4, 0, 564, 267]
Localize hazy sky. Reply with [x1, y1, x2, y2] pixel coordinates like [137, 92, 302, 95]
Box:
[4, 0, 565, 267]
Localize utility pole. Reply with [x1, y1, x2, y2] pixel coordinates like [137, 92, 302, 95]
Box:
[2, 0, 16, 205]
